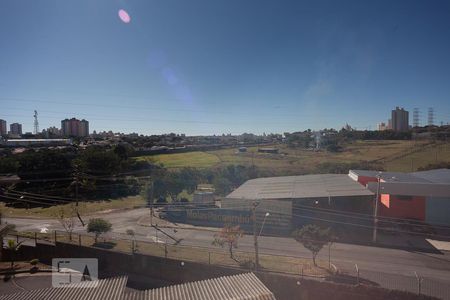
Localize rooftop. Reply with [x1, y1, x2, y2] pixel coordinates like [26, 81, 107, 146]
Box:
[350, 169, 450, 197]
[350, 169, 450, 184]
[123, 273, 276, 300]
[413, 169, 450, 184]
[0, 276, 128, 300]
[349, 170, 429, 183]
[0, 273, 275, 300]
[226, 174, 374, 200]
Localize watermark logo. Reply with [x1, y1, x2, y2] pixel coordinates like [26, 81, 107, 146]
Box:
[52, 258, 98, 288]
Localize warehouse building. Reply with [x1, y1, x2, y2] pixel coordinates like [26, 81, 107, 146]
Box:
[224, 174, 374, 232]
[349, 169, 450, 226]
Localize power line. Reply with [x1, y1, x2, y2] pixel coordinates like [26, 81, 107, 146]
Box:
[292, 203, 450, 229]
[0, 96, 335, 118]
[0, 112, 326, 127]
[293, 205, 450, 230]
[0, 194, 62, 206]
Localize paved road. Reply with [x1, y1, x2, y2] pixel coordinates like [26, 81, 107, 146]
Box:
[4, 208, 450, 298]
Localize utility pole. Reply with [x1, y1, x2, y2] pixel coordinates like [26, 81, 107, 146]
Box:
[252, 201, 259, 271]
[372, 174, 381, 243]
[73, 163, 85, 226]
[73, 163, 80, 207]
[150, 181, 154, 225]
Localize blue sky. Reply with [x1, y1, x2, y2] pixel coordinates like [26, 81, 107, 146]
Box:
[1, 0, 450, 135]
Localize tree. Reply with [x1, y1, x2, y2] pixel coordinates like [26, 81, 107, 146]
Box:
[212, 176, 232, 196]
[6, 239, 24, 269]
[165, 172, 185, 202]
[78, 148, 121, 175]
[178, 168, 200, 194]
[0, 224, 15, 262]
[87, 218, 112, 243]
[55, 205, 77, 241]
[212, 225, 244, 261]
[113, 144, 132, 161]
[293, 224, 332, 266]
[141, 182, 155, 224]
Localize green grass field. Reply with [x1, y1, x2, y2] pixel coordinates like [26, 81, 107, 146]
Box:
[384, 142, 450, 172]
[137, 151, 221, 168]
[135, 140, 449, 173]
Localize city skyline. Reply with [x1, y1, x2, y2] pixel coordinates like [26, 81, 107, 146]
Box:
[1, 0, 450, 135]
[0, 104, 448, 137]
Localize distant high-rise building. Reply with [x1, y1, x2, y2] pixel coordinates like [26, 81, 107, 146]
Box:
[0, 119, 6, 136]
[9, 123, 22, 135]
[44, 126, 61, 138]
[61, 118, 89, 137]
[79, 119, 89, 137]
[378, 122, 387, 131]
[391, 107, 409, 132]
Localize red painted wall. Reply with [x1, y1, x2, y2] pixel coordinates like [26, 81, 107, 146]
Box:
[357, 175, 378, 187]
[379, 194, 425, 221]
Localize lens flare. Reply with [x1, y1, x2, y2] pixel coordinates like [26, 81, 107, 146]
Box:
[118, 9, 131, 23]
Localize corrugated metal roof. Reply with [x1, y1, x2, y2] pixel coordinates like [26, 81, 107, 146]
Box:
[0, 276, 128, 300]
[350, 170, 431, 183]
[412, 169, 450, 184]
[226, 174, 373, 200]
[122, 273, 276, 300]
[367, 182, 450, 197]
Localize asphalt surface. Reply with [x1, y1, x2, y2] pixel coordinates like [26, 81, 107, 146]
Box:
[4, 208, 450, 299]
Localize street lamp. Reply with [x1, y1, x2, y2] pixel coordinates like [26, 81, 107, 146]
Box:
[258, 212, 270, 237]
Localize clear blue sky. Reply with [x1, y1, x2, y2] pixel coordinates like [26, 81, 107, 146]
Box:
[1, 0, 450, 135]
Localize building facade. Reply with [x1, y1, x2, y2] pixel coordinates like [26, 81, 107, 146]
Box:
[61, 118, 89, 137]
[377, 122, 387, 131]
[0, 119, 6, 136]
[349, 169, 450, 226]
[391, 107, 409, 132]
[79, 119, 89, 137]
[223, 174, 374, 233]
[9, 123, 22, 135]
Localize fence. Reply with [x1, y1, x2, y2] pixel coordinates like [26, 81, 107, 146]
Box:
[12, 230, 327, 278]
[9, 230, 450, 300]
[335, 264, 450, 300]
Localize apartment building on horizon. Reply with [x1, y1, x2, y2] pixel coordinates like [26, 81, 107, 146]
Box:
[61, 118, 89, 137]
[0, 119, 6, 136]
[9, 123, 22, 135]
[391, 107, 409, 132]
